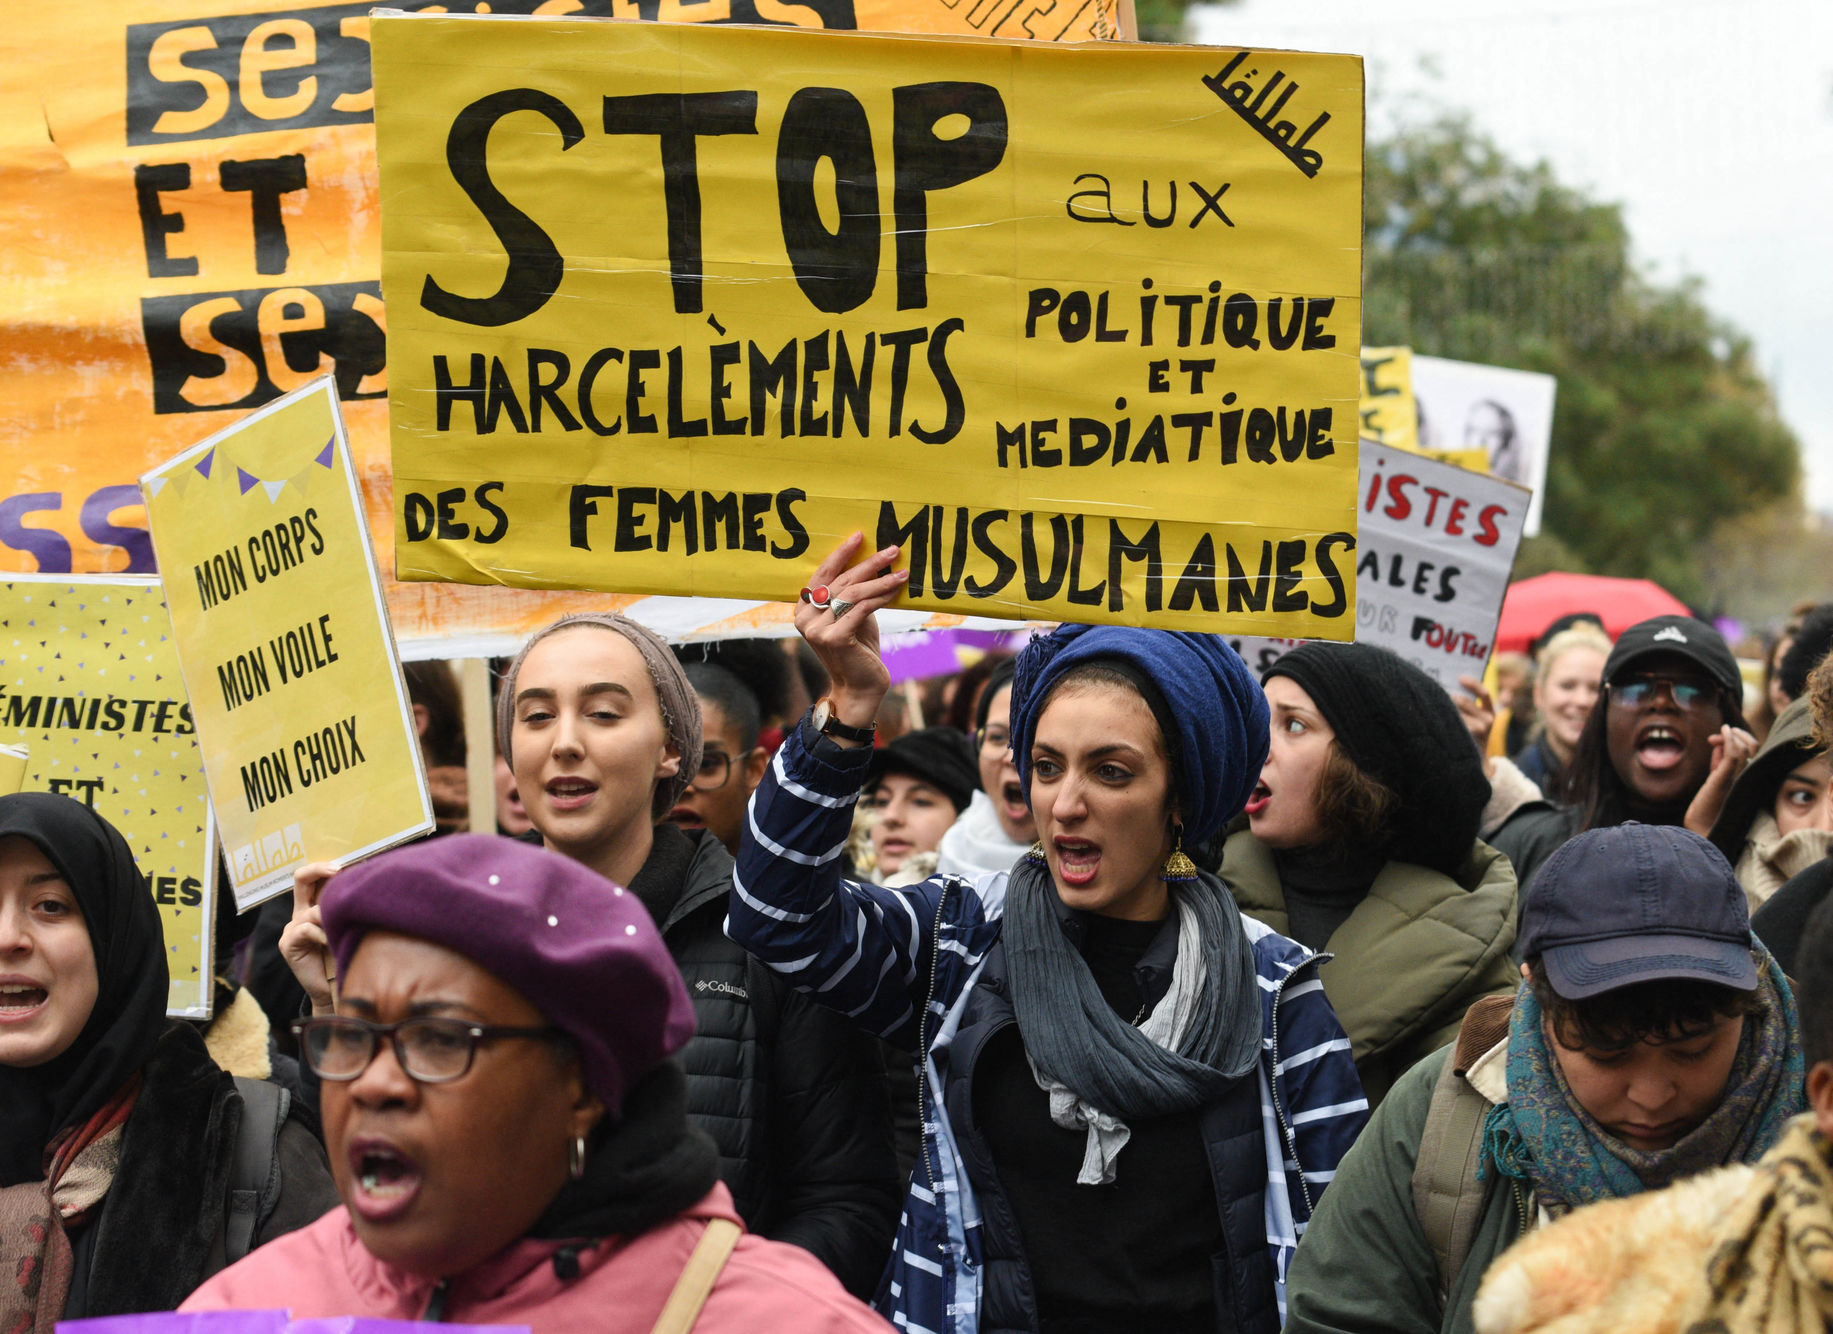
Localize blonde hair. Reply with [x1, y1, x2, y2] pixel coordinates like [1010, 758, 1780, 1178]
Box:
[1536, 624, 1613, 679]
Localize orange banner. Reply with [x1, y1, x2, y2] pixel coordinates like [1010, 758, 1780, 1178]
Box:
[0, 0, 1124, 651]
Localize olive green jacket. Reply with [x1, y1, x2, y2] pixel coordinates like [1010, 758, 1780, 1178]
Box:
[1282, 1039, 1531, 1334]
[1221, 831, 1519, 1107]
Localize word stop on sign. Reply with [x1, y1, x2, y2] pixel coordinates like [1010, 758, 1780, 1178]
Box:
[423, 82, 1008, 327]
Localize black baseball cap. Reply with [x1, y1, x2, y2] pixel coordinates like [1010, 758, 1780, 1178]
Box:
[1603, 615, 1741, 696]
[1520, 822, 1757, 999]
[866, 727, 979, 814]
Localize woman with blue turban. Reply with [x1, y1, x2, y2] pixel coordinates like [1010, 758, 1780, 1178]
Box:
[729, 535, 1369, 1334]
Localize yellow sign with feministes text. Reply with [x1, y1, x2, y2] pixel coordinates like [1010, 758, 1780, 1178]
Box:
[140, 378, 433, 910]
[375, 17, 1365, 637]
[0, 576, 215, 1016]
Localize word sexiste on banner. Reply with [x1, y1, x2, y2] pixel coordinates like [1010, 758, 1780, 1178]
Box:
[374, 16, 1365, 635]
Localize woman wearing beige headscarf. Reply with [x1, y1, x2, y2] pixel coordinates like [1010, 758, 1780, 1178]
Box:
[491, 615, 900, 1297]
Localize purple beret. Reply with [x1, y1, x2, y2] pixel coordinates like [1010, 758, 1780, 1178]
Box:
[322, 835, 694, 1118]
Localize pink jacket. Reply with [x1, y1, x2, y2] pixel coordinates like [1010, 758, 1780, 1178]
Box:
[181, 1184, 892, 1334]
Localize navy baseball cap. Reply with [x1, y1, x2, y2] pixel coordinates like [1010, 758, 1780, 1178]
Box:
[1519, 822, 1757, 999]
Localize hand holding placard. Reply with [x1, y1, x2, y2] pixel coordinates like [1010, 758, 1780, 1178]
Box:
[140, 377, 434, 909]
[281, 860, 342, 1016]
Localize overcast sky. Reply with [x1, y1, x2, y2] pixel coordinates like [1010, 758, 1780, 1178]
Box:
[1192, 0, 1833, 510]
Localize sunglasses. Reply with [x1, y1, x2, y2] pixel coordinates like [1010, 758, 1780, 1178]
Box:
[1607, 677, 1714, 710]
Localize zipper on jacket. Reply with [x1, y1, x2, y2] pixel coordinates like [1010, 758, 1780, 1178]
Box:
[420, 1278, 451, 1322]
[1267, 956, 1323, 1219]
[917, 883, 951, 1192]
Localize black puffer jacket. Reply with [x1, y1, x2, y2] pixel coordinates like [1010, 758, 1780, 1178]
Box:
[630, 824, 901, 1298]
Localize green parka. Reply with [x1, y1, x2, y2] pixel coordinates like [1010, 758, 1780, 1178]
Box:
[1281, 1002, 1529, 1334]
[1221, 830, 1519, 1106]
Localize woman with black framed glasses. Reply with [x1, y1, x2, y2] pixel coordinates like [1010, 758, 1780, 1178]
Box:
[666, 661, 770, 856]
[184, 835, 892, 1334]
[277, 612, 899, 1299]
[0, 794, 335, 1329]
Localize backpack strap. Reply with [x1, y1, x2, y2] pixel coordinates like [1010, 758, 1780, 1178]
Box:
[225, 1075, 290, 1264]
[1411, 993, 1514, 1301]
[1411, 1050, 1490, 1301]
[649, 1217, 743, 1334]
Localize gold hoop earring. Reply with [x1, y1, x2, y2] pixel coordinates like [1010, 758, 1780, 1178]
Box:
[1162, 824, 1198, 883]
[568, 1133, 587, 1181]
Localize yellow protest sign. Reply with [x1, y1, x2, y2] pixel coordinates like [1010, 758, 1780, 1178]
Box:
[1358, 346, 1417, 451]
[140, 378, 433, 909]
[1, 0, 1125, 654]
[374, 17, 1364, 637]
[0, 576, 215, 1016]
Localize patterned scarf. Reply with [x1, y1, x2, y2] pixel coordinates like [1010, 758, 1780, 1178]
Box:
[0, 1077, 137, 1334]
[1480, 955, 1804, 1217]
[1690, 1114, 1833, 1333]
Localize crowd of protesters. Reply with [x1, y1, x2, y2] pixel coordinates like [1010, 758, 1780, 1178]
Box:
[9, 533, 1833, 1333]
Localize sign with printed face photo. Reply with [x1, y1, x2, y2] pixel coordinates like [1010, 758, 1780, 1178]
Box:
[373, 14, 1366, 637]
[140, 377, 433, 909]
[1410, 354, 1556, 536]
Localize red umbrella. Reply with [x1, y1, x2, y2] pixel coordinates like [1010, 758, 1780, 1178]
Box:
[1495, 573, 1692, 655]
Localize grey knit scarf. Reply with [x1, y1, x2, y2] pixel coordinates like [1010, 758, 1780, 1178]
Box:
[1003, 856, 1261, 1180]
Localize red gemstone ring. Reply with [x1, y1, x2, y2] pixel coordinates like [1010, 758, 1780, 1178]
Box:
[800, 584, 832, 608]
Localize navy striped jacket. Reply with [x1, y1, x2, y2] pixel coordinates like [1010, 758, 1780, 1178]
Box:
[728, 720, 1370, 1334]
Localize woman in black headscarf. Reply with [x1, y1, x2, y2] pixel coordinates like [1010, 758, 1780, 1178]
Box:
[0, 793, 336, 1329]
[1222, 642, 1519, 1107]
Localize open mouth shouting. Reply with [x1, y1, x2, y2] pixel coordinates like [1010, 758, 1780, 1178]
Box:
[0, 977, 48, 1022]
[1244, 781, 1271, 818]
[1000, 781, 1028, 825]
[1053, 837, 1102, 887]
[1633, 723, 1686, 773]
[348, 1137, 425, 1223]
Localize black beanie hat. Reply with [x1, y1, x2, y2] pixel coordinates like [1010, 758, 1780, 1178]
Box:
[866, 727, 980, 814]
[1264, 643, 1490, 876]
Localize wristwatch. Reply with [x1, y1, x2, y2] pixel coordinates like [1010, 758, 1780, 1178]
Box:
[811, 696, 877, 744]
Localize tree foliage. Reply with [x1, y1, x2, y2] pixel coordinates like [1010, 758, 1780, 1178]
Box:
[1363, 114, 1801, 608]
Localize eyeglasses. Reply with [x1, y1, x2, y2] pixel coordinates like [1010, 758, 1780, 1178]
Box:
[690, 748, 755, 791]
[1608, 677, 1714, 710]
[291, 1015, 565, 1084]
[977, 726, 1011, 753]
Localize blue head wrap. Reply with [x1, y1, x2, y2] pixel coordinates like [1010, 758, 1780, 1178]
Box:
[1008, 625, 1270, 846]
